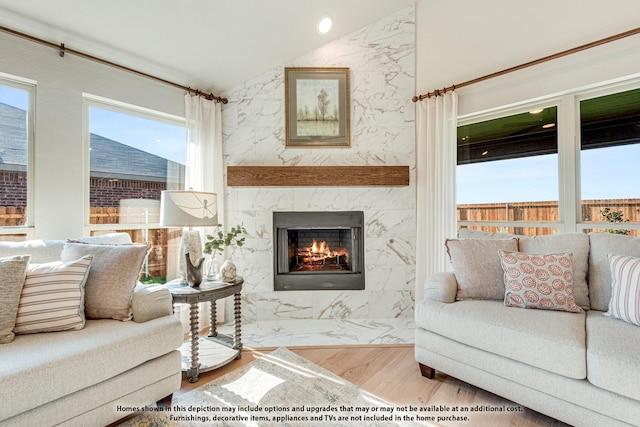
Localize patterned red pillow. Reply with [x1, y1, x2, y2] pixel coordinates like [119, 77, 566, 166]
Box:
[498, 250, 582, 313]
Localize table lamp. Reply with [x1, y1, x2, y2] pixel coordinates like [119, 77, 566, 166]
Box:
[160, 190, 218, 284]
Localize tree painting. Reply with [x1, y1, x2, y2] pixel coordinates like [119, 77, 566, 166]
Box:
[296, 79, 339, 136]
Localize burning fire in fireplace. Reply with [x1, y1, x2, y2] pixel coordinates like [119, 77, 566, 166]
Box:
[294, 239, 350, 271]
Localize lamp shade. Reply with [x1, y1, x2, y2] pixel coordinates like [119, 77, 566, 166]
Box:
[160, 190, 218, 227]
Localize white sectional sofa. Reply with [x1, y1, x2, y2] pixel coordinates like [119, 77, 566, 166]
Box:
[0, 233, 183, 427]
[415, 230, 640, 427]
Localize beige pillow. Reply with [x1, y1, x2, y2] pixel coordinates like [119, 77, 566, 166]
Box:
[446, 238, 518, 300]
[60, 242, 150, 321]
[518, 233, 590, 310]
[0, 255, 30, 344]
[588, 232, 640, 311]
[499, 250, 582, 313]
[14, 255, 93, 334]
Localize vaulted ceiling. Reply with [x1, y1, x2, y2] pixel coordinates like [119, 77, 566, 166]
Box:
[0, 0, 414, 94]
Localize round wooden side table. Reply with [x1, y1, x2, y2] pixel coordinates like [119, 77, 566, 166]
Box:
[166, 277, 243, 383]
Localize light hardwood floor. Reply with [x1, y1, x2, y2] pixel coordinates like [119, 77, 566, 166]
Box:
[178, 344, 569, 427]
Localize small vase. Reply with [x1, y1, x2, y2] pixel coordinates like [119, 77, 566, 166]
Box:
[206, 256, 220, 280]
[220, 259, 236, 282]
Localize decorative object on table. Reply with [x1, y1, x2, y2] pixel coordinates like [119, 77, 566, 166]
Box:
[184, 253, 205, 287]
[160, 190, 218, 284]
[220, 259, 236, 282]
[204, 224, 247, 280]
[284, 67, 350, 147]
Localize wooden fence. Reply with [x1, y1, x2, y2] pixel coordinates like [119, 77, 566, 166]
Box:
[458, 199, 640, 236]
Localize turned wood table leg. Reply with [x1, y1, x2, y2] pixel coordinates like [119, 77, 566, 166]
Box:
[232, 292, 242, 355]
[209, 300, 218, 337]
[419, 363, 435, 379]
[187, 302, 200, 383]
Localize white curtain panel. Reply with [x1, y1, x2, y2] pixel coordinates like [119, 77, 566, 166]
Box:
[184, 94, 225, 322]
[415, 91, 458, 300]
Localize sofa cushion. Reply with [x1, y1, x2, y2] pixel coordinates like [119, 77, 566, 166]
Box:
[604, 254, 640, 326]
[518, 233, 590, 310]
[445, 238, 518, 300]
[60, 242, 150, 321]
[0, 316, 183, 420]
[0, 233, 132, 265]
[0, 255, 30, 344]
[0, 240, 63, 263]
[498, 250, 582, 313]
[586, 310, 640, 401]
[415, 299, 587, 379]
[14, 256, 93, 335]
[457, 228, 516, 240]
[588, 232, 640, 311]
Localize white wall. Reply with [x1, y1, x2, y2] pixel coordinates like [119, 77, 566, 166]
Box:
[416, 0, 640, 115]
[0, 32, 185, 239]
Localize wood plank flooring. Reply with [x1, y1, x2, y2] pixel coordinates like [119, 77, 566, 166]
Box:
[178, 344, 569, 426]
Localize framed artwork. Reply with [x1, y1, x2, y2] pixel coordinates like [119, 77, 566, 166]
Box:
[285, 67, 350, 147]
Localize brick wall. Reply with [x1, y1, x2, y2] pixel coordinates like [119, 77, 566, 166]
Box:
[89, 177, 166, 207]
[0, 171, 168, 220]
[0, 171, 27, 207]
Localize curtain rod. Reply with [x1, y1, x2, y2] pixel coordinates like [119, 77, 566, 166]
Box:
[0, 24, 228, 104]
[413, 26, 640, 102]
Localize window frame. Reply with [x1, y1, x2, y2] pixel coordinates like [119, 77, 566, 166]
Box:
[82, 94, 186, 235]
[456, 77, 640, 235]
[0, 73, 36, 238]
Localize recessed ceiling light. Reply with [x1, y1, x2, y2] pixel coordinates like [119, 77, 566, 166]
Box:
[542, 123, 556, 129]
[318, 16, 332, 34]
[529, 108, 544, 114]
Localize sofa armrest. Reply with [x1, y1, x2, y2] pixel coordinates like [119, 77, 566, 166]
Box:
[131, 283, 174, 323]
[424, 272, 458, 303]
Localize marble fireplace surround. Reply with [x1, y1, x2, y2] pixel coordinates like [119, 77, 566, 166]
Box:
[220, 6, 416, 336]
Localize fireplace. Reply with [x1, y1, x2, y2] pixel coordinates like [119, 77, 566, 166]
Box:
[273, 211, 365, 291]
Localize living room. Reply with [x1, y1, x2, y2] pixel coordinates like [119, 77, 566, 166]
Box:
[0, 1, 639, 426]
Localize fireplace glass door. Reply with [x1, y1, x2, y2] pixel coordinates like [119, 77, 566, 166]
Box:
[274, 211, 364, 291]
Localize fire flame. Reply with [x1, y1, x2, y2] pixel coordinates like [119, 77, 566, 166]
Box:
[299, 240, 348, 264]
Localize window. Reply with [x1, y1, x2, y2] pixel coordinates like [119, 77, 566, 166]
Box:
[0, 76, 34, 240]
[580, 87, 640, 236]
[86, 97, 187, 282]
[457, 106, 559, 236]
[457, 79, 640, 237]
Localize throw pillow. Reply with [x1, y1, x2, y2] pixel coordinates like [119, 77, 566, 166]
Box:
[605, 254, 640, 326]
[445, 238, 518, 300]
[518, 233, 590, 310]
[14, 255, 93, 335]
[498, 250, 582, 313]
[60, 242, 150, 321]
[0, 255, 31, 344]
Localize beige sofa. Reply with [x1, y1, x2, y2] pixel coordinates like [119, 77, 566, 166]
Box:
[415, 230, 640, 427]
[0, 234, 183, 427]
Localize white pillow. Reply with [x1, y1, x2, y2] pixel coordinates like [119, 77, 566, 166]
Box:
[14, 256, 93, 334]
[605, 254, 640, 326]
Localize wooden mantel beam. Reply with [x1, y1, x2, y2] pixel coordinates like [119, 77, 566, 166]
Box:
[227, 166, 410, 187]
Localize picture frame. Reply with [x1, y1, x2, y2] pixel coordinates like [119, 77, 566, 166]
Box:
[285, 67, 350, 147]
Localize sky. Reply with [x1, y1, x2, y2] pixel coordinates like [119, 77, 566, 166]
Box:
[0, 85, 187, 165]
[457, 145, 639, 204]
[1, 85, 637, 203]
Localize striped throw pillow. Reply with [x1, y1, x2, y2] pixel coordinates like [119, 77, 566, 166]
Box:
[14, 255, 93, 334]
[605, 254, 640, 326]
